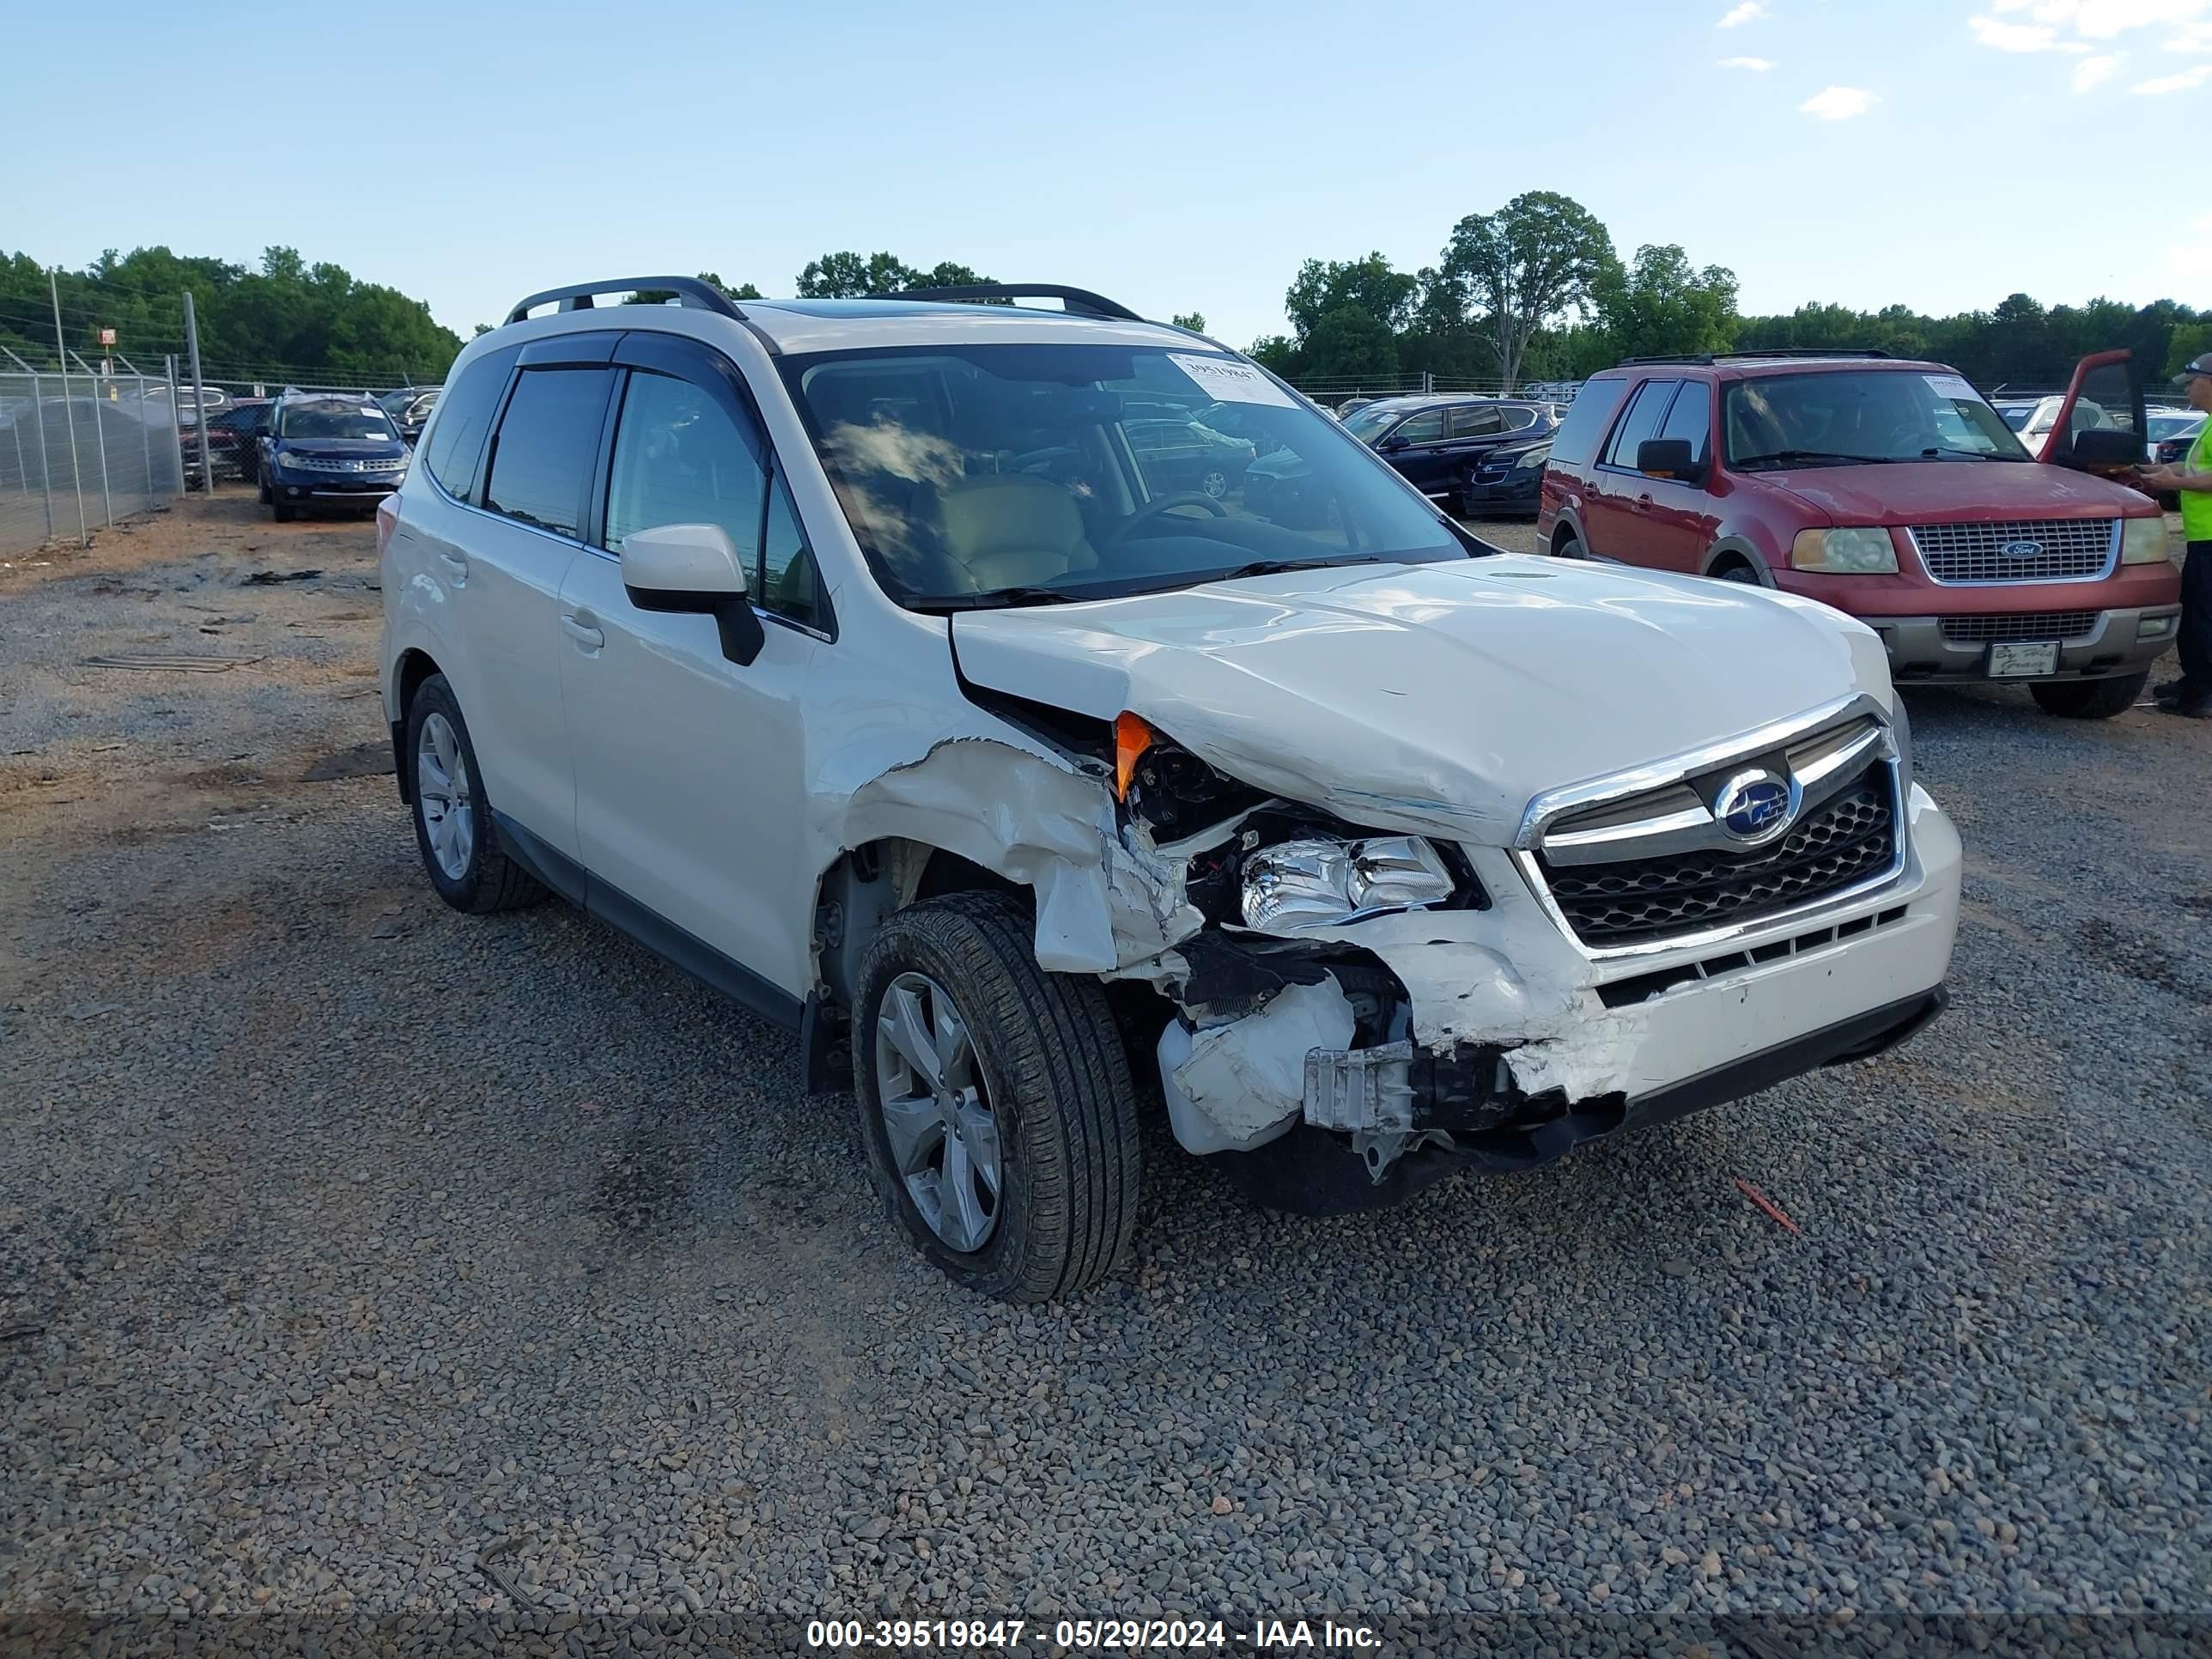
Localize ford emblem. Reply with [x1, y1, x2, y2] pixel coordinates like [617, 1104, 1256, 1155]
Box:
[2002, 538, 2043, 560]
[1715, 769, 1799, 845]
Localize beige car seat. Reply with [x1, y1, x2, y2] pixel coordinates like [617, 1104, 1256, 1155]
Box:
[935, 475, 1101, 592]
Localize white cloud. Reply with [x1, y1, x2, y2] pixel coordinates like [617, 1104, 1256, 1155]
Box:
[1718, 55, 1775, 69]
[1972, 15, 2090, 48]
[2133, 59, 2212, 86]
[2166, 21, 2212, 46]
[2073, 51, 2124, 84]
[1717, 2, 1768, 26]
[2069, 1, 2205, 39]
[1800, 85, 1878, 118]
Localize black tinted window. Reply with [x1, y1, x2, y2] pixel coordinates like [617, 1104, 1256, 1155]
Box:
[483, 368, 613, 538]
[424, 344, 519, 501]
[1656, 380, 1712, 464]
[1449, 405, 1504, 438]
[1547, 379, 1632, 470]
[1603, 380, 1679, 467]
[1393, 410, 1445, 444]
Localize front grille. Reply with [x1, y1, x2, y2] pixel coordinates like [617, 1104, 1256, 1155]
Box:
[1910, 519, 2115, 584]
[289, 455, 405, 473]
[1939, 611, 2100, 643]
[1538, 770, 1897, 948]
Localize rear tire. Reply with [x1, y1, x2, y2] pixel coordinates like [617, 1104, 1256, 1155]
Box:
[404, 673, 546, 914]
[2030, 673, 2146, 720]
[855, 891, 1139, 1303]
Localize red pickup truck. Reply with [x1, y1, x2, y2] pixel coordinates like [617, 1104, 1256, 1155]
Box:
[1537, 349, 2183, 719]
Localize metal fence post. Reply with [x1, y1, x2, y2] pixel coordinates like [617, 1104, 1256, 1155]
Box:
[183, 291, 215, 495]
[31, 367, 54, 543]
[51, 270, 88, 547]
[165, 356, 188, 496]
[81, 358, 114, 529]
[136, 375, 152, 514]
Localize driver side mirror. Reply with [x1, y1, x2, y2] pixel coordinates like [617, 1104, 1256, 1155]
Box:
[621, 522, 764, 667]
[1637, 438, 1704, 482]
[1377, 433, 1409, 452]
[2060, 427, 2141, 470]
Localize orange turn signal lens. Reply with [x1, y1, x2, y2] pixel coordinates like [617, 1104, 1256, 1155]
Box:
[1114, 711, 1155, 800]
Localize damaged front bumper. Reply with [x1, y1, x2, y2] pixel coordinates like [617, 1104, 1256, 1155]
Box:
[1157, 781, 1962, 1212]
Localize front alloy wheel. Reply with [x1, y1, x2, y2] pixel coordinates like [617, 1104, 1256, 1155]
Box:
[874, 972, 1001, 1253]
[1200, 467, 1231, 500]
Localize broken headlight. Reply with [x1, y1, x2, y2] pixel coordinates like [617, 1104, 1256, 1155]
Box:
[1240, 836, 1455, 932]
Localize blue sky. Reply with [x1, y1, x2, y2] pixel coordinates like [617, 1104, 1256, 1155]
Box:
[8, 0, 2210, 348]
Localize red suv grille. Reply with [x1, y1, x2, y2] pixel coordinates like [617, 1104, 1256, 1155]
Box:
[1908, 519, 2115, 584]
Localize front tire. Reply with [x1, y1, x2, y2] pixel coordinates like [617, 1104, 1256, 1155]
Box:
[272, 501, 295, 522]
[404, 673, 545, 913]
[2030, 673, 2146, 720]
[1552, 531, 1585, 560]
[855, 891, 1139, 1303]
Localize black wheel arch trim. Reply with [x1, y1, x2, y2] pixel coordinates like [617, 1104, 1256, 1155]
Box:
[1702, 536, 1774, 584]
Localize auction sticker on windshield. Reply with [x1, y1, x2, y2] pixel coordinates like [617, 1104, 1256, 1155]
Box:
[1925, 374, 1986, 404]
[1170, 354, 1297, 408]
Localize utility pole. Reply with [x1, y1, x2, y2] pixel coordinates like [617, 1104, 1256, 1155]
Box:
[183, 290, 215, 496]
[51, 269, 88, 547]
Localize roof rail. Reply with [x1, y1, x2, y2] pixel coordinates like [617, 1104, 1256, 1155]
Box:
[504, 276, 741, 325]
[870, 283, 1144, 323]
[1616, 348, 1893, 367]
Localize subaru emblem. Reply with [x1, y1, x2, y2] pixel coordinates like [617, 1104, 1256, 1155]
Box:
[1714, 769, 1799, 845]
[2002, 538, 2043, 560]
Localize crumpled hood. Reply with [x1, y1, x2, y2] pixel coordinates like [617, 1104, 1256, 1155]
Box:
[1766, 459, 2150, 526]
[952, 556, 1875, 845]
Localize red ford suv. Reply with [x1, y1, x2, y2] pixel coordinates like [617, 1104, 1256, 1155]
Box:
[1537, 349, 2184, 719]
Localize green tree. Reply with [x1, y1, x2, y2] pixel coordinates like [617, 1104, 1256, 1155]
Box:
[1285, 254, 1415, 342]
[1591, 245, 1739, 362]
[1302, 305, 1398, 380]
[1170, 311, 1206, 332]
[1437, 191, 1613, 391]
[2167, 322, 2212, 379]
[794, 252, 994, 298]
[623, 272, 763, 307]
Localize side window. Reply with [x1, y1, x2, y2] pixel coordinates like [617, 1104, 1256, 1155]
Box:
[1449, 406, 1504, 439]
[1393, 410, 1445, 444]
[1603, 380, 1680, 468]
[603, 370, 767, 562]
[1656, 380, 1713, 465]
[1498, 406, 1538, 433]
[1547, 379, 1632, 470]
[423, 343, 520, 501]
[483, 367, 614, 538]
[762, 473, 826, 629]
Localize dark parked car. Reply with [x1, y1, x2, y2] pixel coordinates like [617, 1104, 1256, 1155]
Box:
[378, 386, 441, 446]
[199, 398, 272, 482]
[1123, 410, 1255, 499]
[1458, 435, 1553, 517]
[1341, 396, 1561, 499]
[258, 392, 410, 520]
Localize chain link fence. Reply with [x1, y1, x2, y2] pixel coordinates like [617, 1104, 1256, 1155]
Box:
[0, 366, 186, 557]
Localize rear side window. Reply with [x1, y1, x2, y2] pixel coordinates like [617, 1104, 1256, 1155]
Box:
[1449, 405, 1504, 438]
[423, 344, 520, 501]
[1602, 379, 1680, 468]
[1547, 378, 1632, 470]
[1656, 380, 1713, 465]
[483, 367, 614, 538]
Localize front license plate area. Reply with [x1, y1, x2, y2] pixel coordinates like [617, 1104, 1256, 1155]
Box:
[1988, 641, 2060, 678]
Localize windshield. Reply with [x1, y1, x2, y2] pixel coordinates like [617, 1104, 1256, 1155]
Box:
[1340, 404, 1412, 444]
[280, 400, 398, 441]
[784, 343, 1465, 609]
[1725, 371, 2030, 466]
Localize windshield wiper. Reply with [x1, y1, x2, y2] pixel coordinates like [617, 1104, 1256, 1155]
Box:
[1921, 447, 2021, 461]
[1200, 555, 1392, 584]
[908, 586, 1084, 613]
[1732, 449, 1893, 471]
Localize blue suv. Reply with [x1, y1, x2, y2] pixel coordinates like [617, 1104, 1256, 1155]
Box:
[258, 392, 410, 521]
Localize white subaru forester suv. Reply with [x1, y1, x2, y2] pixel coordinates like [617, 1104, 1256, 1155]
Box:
[379, 277, 1961, 1302]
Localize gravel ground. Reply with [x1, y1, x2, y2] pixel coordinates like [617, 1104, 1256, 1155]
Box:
[2, 495, 2207, 1656]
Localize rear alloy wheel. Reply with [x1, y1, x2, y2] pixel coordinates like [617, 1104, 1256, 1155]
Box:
[404, 673, 546, 914]
[856, 891, 1139, 1303]
[2030, 673, 2147, 720]
[1200, 468, 1231, 500]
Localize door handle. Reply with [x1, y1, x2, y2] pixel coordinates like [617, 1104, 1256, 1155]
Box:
[438, 552, 468, 584]
[561, 612, 605, 651]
